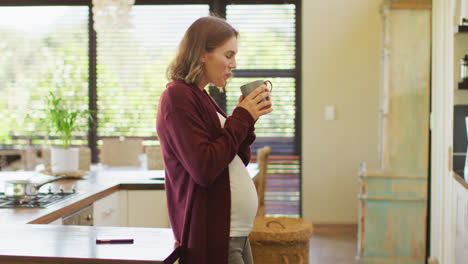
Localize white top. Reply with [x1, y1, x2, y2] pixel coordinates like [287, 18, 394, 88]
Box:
[216, 112, 258, 237]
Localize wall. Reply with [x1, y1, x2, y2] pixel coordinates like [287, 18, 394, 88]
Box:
[302, 0, 382, 223]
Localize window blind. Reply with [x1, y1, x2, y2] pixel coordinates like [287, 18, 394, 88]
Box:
[227, 5, 296, 70]
[0, 6, 89, 146]
[226, 4, 296, 141]
[96, 5, 209, 139]
[226, 77, 295, 138]
[226, 4, 299, 217]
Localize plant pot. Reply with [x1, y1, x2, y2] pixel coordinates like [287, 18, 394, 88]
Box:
[51, 147, 79, 174]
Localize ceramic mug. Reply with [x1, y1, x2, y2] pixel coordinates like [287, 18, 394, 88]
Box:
[240, 80, 273, 102]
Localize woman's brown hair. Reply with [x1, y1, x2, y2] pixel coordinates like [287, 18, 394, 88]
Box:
[166, 16, 238, 85]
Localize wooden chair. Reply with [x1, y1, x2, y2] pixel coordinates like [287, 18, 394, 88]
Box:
[22, 146, 37, 170]
[40, 147, 51, 168]
[78, 146, 91, 171]
[253, 146, 271, 217]
[100, 138, 143, 167]
[146, 145, 164, 170]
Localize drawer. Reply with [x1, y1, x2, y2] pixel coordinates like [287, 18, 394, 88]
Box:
[63, 204, 93, 226]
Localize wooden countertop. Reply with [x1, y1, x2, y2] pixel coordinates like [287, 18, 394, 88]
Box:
[0, 164, 258, 263]
[0, 170, 165, 225]
[0, 224, 176, 264]
[0, 170, 176, 263]
[453, 171, 468, 190]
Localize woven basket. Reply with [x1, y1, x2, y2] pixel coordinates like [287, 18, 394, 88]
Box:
[249, 216, 313, 264]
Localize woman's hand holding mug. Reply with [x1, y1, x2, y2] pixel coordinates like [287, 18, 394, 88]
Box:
[237, 80, 273, 120]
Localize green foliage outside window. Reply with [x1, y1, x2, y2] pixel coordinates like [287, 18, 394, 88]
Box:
[0, 5, 296, 146]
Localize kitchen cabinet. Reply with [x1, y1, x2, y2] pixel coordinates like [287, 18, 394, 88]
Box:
[454, 175, 468, 263]
[125, 190, 170, 228]
[47, 189, 168, 228]
[62, 204, 93, 226]
[65, 189, 168, 228]
[357, 3, 431, 264]
[84, 189, 168, 228]
[48, 218, 62, 225]
[93, 190, 122, 227]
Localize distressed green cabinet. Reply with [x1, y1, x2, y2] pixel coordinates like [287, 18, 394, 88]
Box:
[357, 1, 431, 263]
[358, 172, 427, 264]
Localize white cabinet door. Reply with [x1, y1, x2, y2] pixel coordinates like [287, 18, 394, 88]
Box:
[126, 190, 169, 228]
[48, 218, 62, 225]
[93, 191, 121, 227]
[454, 179, 468, 263]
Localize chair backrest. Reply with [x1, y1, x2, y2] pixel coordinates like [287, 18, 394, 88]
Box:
[101, 138, 143, 167]
[254, 146, 271, 216]
[78, 146, 91, 171]
[22, 146, 37, 170]
[146, 145, 165, 170]
[41, 147, 51, 168]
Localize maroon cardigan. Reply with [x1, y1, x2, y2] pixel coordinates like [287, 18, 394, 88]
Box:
[156, 80, 256, 264]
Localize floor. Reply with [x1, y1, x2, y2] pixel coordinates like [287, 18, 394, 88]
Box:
[309, 231, 358, 264]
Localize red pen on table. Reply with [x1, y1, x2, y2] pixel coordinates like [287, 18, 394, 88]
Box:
[96, 237, 134, 244]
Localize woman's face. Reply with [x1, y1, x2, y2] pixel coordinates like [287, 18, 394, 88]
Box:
[200, 36, 237, 88]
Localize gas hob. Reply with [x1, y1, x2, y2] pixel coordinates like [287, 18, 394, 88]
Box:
[0, 191, 76, 208]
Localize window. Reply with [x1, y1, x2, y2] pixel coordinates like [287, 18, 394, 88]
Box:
[226, 4, 297, 138]
[96, 5, 209, 137]
[226, 4, 299, 217]
[0, 6, 89, 146]
[0, 1, 300, 217]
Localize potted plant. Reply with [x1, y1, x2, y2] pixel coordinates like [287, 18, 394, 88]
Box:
[45, 91, 92, 174]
